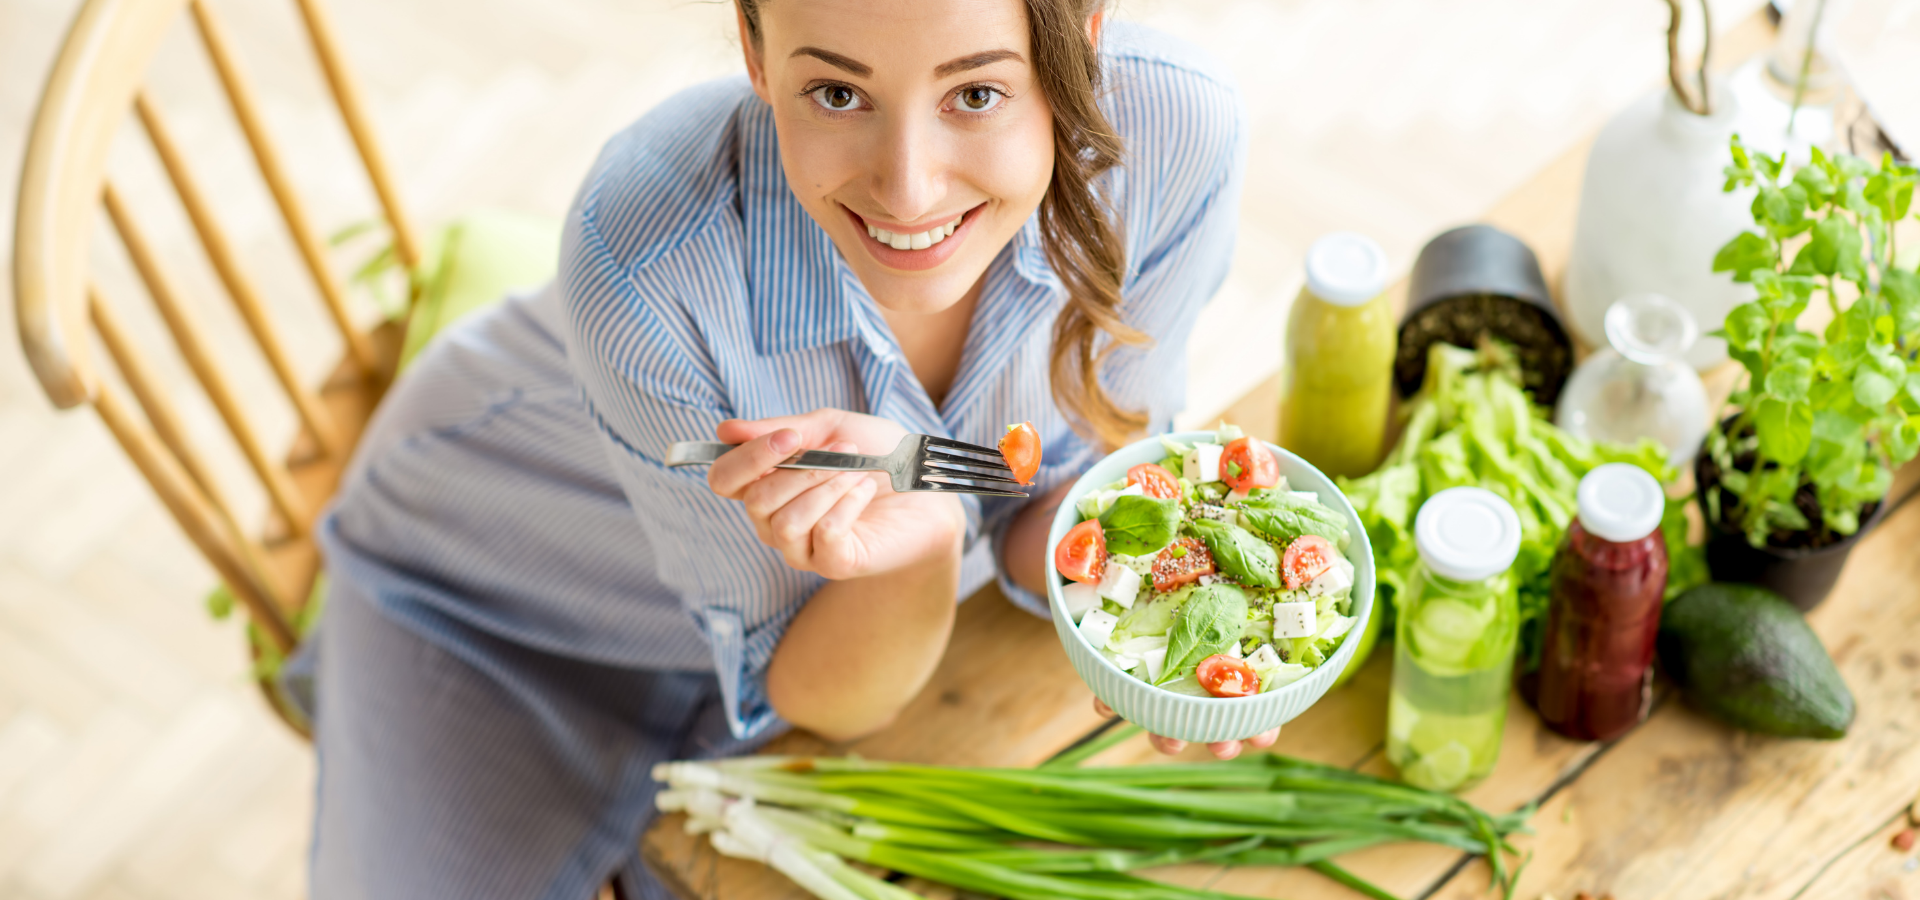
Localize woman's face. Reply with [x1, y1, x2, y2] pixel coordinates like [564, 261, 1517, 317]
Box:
[741, 0, 1057, 317]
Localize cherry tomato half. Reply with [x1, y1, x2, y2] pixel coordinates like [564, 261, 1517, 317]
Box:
[1151, 537, 1216, 590]
[1219, 437, 1280, 492]
[1055, 518, 1108, 585]
[1126, 463, 1182, 500]
[999, 422, 1042, 485]
[1196, 654, 1261, 698]
[1282, 534, 1336, 590]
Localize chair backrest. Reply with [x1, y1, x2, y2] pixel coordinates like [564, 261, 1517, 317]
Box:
[13, 0, 421, 658]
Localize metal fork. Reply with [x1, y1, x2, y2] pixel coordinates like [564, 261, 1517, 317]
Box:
[665, 434, 1028, 498]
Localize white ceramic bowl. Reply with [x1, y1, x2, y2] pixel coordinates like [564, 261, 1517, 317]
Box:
[1046, 432, 1376, 743]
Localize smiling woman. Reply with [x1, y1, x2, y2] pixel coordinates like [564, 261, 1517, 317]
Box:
[299, 1, 1245, 897]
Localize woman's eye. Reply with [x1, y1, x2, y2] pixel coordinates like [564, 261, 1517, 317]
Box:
[955, 86, 1003, 113]
[810, 85, 863, 112]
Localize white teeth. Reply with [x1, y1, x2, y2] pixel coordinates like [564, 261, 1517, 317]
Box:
[867, 214, 966, 250]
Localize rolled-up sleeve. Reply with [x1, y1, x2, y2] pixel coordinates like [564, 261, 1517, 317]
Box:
[558, 208, 809, 741]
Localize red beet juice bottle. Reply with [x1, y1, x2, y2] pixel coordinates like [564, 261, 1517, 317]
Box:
[1536, 463, 1669, 741]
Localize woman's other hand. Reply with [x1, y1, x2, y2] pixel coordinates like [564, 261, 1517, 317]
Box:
[1091, 698, 1280, 761]
[710, 409, 965, 580]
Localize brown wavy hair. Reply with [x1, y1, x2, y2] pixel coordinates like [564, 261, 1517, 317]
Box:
[737, 0, 1147, 450]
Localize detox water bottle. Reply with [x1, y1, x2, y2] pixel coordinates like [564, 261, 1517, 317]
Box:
[1387, 487, 1523, 793]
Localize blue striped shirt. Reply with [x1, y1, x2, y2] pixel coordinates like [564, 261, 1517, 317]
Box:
[321, 22, 1245, 741]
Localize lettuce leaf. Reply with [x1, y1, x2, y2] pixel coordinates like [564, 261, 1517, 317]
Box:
[1336, 340, 1709, 671]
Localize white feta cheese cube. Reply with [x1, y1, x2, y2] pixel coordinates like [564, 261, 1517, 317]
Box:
[1079, 608, 1120, 650]
[1140, 646, 1168, 682]
[1196, 574, 1218, 587]
[1110, 654, 1141, 673]
[1097, 561, 1141, 609]
[1272, 601, 1318, 639]
[1247, 643, 1283, 671]
[1227, 641, 1245, 659]
[1289, 490, 1322, 505]
[1183, 443, 1223, 483]
[1061, 581, 1102, 623]
[1306, 559, 1353, 598]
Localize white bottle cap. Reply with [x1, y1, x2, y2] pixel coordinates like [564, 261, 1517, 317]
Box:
[1576, 463, 1665, 543]
[1414, 487, 1522, 582]
[1304, 232, 1389, 307]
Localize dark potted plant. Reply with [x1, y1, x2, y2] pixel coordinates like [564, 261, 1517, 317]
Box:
[1697, 137, 1919, 611]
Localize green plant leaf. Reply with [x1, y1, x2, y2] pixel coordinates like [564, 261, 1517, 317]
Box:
[1764, 358, 1814, 400]
[1854, 368, 1899, 408]
[1756, 397, 1814, 465]
[1713, 232, 1776, 282]
[1098, 495, 1182, 557]
[1884, 268, 1920, 341]
[1807, 217, 1866, 278]
[1890, 419, 1920, 464]
[1721, 302, 1771, 352]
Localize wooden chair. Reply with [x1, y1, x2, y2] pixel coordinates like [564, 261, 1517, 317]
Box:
[13, 0, 425, 733]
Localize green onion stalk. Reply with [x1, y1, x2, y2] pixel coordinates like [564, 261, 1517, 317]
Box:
[654, 753, 1532, 900]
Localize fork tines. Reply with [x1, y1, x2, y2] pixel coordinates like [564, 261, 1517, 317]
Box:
[918, 435, 1025, 497]
[923, 435, 1011, 464]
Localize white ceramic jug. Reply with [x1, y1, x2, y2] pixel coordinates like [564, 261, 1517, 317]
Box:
[1563, 84, 1755, 370]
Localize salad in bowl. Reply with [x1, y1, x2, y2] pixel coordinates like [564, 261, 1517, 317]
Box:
[1045, 425, 1374, 743]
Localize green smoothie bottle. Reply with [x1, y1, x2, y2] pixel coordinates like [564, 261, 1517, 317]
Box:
[1387, 487, 1523, 792]
[1281, 232, 1397, 479]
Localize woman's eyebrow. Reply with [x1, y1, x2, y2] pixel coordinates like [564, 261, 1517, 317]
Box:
[790, 46, 872, 77]
[933, 49, 1023, 77]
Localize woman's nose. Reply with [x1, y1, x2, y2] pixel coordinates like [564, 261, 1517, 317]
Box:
[867, 115, 944, 224]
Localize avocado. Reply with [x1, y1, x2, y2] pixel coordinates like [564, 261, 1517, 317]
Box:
[1656, 583, 1854, 738]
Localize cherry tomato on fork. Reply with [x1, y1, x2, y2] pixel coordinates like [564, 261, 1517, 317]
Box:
[999, 422, 1042, 485]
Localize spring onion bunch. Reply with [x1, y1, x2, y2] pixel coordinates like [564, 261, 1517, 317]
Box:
[654, 751, 1531, 900]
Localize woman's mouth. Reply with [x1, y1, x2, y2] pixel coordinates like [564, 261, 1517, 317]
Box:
[864, 215, 962, 251]
[844, 204, 983, 273]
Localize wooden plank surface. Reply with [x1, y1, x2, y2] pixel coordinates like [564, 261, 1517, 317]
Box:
[641, 10, 1920, 900]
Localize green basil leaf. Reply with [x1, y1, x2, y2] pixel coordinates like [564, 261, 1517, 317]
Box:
[1188, 518, 1282, 589]
[1712, 232, 1775, 281]
[1764, 358, 1813, 400]
[1853, 368, 1898, 408]
[1098, 495, 1181, 557]
[1808, 217, 1865, 278]
[1721, 302, 1772, 351]
[1235, 494, 1350, 549]
[1157, 583, 1248, 685]
[1755, 397, 1814, 465]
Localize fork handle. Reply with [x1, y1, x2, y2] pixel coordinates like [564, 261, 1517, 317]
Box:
[665, 441, 883, 472]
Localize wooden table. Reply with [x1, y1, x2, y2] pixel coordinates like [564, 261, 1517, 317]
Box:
[642, 13, 1920, 899]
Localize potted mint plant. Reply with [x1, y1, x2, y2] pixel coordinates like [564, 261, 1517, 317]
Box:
[1696, 137, 1919, 610]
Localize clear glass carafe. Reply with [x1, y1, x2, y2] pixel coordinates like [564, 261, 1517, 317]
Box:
[1554, 294, 1711, 468]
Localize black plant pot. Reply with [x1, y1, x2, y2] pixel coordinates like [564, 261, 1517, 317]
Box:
[1398, 224, 1575, 406]
[1693, 445, 1887, 613]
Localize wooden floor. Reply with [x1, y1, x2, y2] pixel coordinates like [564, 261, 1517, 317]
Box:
[0, 0, 1767, 897]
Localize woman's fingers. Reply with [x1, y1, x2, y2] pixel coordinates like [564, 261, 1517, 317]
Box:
[1147, 733, 1188, 755]
[766, 471, 868, 568]
[1206, 740, 1242, 760]
[1092, 697, 1115, 718]
[709, 427, 804, 499]
[810, 477, 880, 578]
[716, 409, 847, 449]
[1248, 726, 1281, 749]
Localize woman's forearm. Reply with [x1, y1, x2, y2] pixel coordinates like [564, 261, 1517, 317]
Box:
[765, 523, 962, 742]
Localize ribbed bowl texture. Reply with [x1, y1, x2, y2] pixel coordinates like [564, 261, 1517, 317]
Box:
[1046, 432, 1376, 743]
